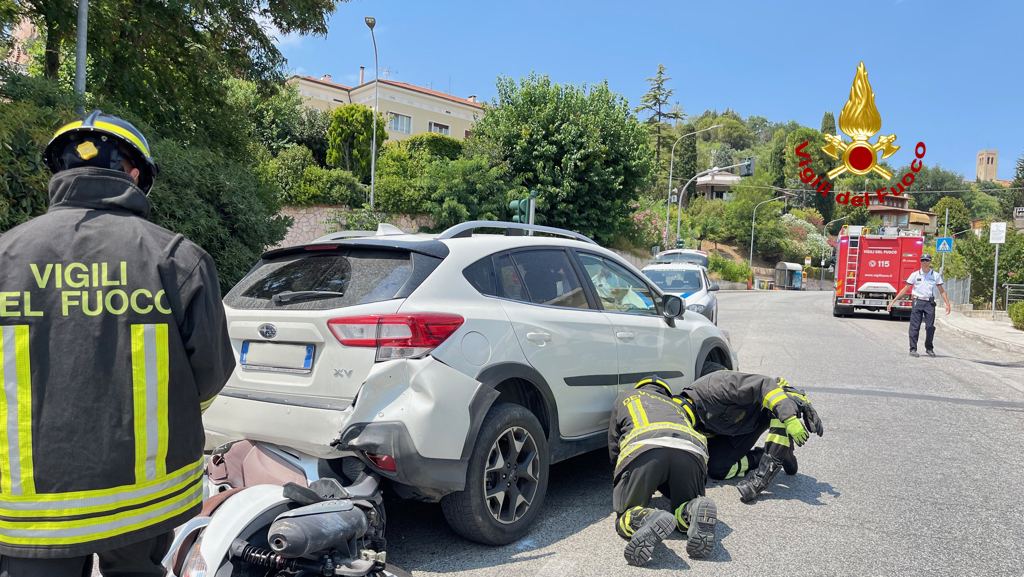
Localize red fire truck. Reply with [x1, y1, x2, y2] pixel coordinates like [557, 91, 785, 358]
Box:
[833, 225, 924, 318]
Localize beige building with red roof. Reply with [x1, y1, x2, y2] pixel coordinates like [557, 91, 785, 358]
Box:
[288, 71, 484, 141]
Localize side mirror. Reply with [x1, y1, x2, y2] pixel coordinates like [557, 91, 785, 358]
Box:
[708, 282, 720, 292]
[662, 294, 685, 319]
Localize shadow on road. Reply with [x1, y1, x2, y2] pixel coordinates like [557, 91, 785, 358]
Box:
[710, 474, 840, 507]
[386, 450, 613, 574]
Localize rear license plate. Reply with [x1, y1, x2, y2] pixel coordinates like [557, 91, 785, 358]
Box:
[861, 299, 888, 307]
[240, 341, 315, 374]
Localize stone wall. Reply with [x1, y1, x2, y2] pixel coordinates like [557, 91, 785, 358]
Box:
[275, 206, 435, 248]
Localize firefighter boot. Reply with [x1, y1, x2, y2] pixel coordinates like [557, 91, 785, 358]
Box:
[736, 453, 784, 503]
[620, 507, 677, 567]
[675, 497, 719, 559]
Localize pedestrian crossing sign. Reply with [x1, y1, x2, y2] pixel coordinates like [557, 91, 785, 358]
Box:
[936, 237, 953, 253]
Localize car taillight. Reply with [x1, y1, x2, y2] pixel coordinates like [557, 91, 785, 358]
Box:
[327, 314, 464, 362]
[365, 452, 397, 472]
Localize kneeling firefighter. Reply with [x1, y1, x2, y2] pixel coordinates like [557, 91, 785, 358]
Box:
[675, 371, 824, 502]
[608, 377, 718, 566]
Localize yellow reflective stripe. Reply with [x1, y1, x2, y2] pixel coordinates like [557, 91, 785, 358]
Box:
[0, 330, 8, 495]
[635, 378, 654, 388]
[13, 326, 33, 495]
[621, 421, 707, 448]
[92, 120, 150, 157]
[131, 324, 170, 482]
[1, 326, 34, 496]
[131, 325, 148, 483]
[675, 502, 689, 529]
[0, 458, 203, 505]
[769, 418, 784, 429]
[725, 462, 739, 479]
[763, 388, 787, 409]
[625, 398, 642, 429]
[155, 325, 169, 478]
[682, 404, 696, 426]
[634, 399, 650, 427]
[766, 433, 791, 447]
[199, 395, 217, 413]
[738, 455, 750, 476]
[615, 442, 645, 469]
[0, 484, 201, 546]
[0, 465, 203, 518]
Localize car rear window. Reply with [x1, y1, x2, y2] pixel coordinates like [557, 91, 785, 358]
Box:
[225, 247, 439, 310]
[656, 253, 709, 268]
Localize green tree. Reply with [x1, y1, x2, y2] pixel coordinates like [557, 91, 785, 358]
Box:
[784, 127, 834, 223]
[326, 103, 388, 183]
[422, 156, 509, 230]
[931, 196, 971, 235]
[635, 64, 683, 167]
[226, 79, 304, 155]
[767, 129, 787, 188]
[469, 74, 654, 244]
[403, 132, 464, 160]
[956, 226, 1024, 308]
[790, 207, 824, 227]
[820, 112, 837, 135]
[1003, 155, 1024, 218]
[18, 0, 347, 151]
[261, 145, 364, 207]
[294, 107, 331, 166]
[897, 165, 966, 211]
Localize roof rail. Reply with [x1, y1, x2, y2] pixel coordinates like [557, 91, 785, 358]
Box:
[437, 220, 598, 245]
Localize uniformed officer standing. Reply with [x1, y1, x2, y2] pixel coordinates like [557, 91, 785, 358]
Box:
[0, 111, 235, 576]
[609, 377, 718, 566]
[888, 254, 952, 357]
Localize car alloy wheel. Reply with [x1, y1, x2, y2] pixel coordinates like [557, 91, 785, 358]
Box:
[482, 426, 540, 525]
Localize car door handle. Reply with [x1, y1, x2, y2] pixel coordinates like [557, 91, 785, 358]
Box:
[526, 332, 552, 344]
[615, 331, 636, 341]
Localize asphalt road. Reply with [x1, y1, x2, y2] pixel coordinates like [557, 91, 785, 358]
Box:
[388, 291, 1024, 577]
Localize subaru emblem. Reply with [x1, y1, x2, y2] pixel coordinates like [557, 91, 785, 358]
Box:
[258, 324, 277, 339]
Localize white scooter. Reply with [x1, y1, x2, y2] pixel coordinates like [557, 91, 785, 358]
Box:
[163, 441, 407, 577]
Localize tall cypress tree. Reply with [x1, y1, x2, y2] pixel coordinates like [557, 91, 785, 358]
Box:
[820, 112, 837, 135]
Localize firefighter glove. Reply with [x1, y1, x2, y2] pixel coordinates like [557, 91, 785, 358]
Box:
[784, 416, 809, 446]
[801, 403, 824, 437]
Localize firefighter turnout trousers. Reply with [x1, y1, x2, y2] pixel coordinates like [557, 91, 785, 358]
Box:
[706, 415, 793, 480]
[613, 448, 707, 538]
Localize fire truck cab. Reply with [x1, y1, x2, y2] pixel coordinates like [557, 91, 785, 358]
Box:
[833, 225, 925, 319]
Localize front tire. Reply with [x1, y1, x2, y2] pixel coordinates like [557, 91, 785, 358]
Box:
[700, 360, 728, 377]
[441, 403, 549, 545]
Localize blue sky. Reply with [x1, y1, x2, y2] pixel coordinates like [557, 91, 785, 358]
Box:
[280, 0, 1022, 181]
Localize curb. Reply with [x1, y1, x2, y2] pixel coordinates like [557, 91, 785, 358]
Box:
[936, 316, 1024, 356]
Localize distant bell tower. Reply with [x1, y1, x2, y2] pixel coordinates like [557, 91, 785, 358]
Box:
[976, 149, 998, 182]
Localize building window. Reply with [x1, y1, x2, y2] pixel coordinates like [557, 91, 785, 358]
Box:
[388, 113, 412, 134]
[428, 121, 450, 135]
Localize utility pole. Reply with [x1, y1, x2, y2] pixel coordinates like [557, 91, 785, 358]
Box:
[940, 207, 949, 274]
[664, 125, 721, 243]
[75, 0, 89, 114]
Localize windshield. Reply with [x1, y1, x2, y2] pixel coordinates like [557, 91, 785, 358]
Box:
[644, 269, 703, 293]
[655, 252, 708, 267]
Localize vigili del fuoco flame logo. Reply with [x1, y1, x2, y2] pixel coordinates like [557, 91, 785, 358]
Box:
[794, 61, 926, 206]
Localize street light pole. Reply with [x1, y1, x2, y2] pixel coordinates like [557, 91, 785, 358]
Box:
[74, 0, 88, 114]
[677, 159, 752, 242]
[665, 124, 721, 243]
[821, 215, 849, 288]
[365, 16, 378, 209]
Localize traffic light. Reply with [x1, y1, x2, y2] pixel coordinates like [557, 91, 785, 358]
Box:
[739, 157, 755, 177]
[509, 198, 530, 223]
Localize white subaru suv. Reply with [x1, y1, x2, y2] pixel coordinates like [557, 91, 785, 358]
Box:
[204, 221, 737, 545]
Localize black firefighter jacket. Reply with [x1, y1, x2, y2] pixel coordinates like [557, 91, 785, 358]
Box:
[0, 167, 235, 558]
[607, 381, 708, 479]
[678, 371, 799, 437]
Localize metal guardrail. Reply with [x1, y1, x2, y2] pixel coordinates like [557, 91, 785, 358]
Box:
[1005, 283, 1024, 311]
[945, 276, 972, 307]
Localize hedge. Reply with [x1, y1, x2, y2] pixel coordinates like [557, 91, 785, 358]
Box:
[1010, 301, 1024, 332]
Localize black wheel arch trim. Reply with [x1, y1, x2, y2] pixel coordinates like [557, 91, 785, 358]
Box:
[695, 336, 733, 377]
